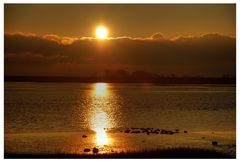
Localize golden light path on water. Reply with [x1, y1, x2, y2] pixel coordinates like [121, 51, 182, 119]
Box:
[90, 83, 111, 146]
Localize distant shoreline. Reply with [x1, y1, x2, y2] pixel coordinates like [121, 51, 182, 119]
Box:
[4, 76, 236, 84]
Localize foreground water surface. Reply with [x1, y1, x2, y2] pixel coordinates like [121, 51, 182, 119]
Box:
[4, 83, 236, 156]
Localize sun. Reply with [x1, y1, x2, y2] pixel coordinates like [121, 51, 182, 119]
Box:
[95, 26, 108, 39]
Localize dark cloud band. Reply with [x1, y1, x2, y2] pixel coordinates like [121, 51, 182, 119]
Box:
[4, 32, 236, 77]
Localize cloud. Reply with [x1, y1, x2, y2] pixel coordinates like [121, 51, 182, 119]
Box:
[4, 32, 236, 77]
[151, 32, 166, 40]
[42, 34, 62, 44]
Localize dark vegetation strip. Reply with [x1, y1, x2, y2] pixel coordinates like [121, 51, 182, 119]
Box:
[5, 76, 236, 84]
[5, 148, 235, 159]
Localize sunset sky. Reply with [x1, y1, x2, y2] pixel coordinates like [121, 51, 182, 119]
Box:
[4, 4, 236, 77]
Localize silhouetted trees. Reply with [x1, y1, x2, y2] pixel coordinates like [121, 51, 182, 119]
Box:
[4, 69, 235, 84]
[105, 69, 130, 78]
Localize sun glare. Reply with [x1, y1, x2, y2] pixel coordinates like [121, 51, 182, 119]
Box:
[91, 110, 110, 146]
[95, 128, 109, 146]
[95, 83, 108, 96]
[95, 26, 108, 39]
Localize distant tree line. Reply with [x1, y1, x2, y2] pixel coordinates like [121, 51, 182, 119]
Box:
[5, 69, 235, 84]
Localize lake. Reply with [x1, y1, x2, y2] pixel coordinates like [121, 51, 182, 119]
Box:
[4, 83, 236, 156]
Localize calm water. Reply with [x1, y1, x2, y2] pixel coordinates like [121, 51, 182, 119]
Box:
[4, 83, 236, 155]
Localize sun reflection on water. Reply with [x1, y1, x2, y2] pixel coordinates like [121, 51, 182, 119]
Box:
[94, 83, 108, 97]
[95, 128, 110, 146]
[92, 110, 110, 146]
[90, 83, 111, 146]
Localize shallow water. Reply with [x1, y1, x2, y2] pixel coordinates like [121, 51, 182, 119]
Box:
[4, 83, 236, 155]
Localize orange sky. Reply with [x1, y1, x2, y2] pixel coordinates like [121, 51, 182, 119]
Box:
[5, 4, 236, 38]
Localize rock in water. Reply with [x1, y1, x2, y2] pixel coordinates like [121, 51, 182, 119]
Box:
[153, 129, 160, 134]
[131, 130, 141, 133]
[141, 128, 148, 133]
[93, 147, 99, 154]
[212, 141, 218, 146]
[124, 129, 131, 133]
[161, 130, 167, 134]
[167, 131, 174, 135]
[84, 148, 91, 152]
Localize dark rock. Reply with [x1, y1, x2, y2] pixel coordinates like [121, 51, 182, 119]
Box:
[153, 129, 160, 134]
[143, 130, 150, 134]
[84, 148, 91, 152]
[92, 147, 99, 154]
[131, 130, 141, 133]
[174, 129, 180, 133]
[161, 130, 167, 134]
[202, 137, 206, 139]
[82, 135, 87, 138]
[212, 141, 218, 146]
[141, 129, 148, 133]
[124, 129, 131, 133]
[184, 131, 188, 133]
[167, 131, 174, 135]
